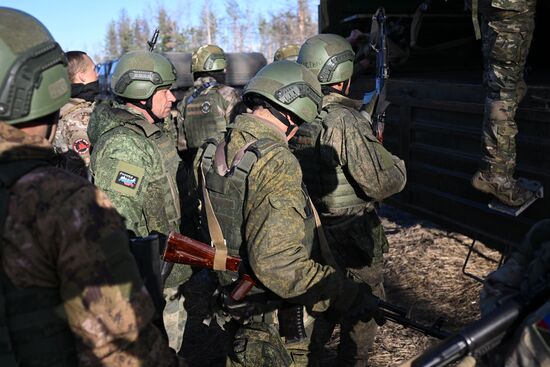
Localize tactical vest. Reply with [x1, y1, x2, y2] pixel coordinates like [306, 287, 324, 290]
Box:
[290, 105, 370, 214]
[0, 161, 77, 367]
[110, 110, 181, 234]
[183, 82, 229, 149]
[200, 136, 317, 292]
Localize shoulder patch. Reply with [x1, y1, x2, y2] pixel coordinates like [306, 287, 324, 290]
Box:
[72, 138, 90, 155]
[201, 101, 211, 114]
[110, 160, 145, 197]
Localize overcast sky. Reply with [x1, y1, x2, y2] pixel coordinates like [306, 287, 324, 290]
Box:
[3, 0, 315, 56]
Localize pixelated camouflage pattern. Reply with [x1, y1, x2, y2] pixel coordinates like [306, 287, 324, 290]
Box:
[290, 92, 406, 365]
[193, 113, 359, 312]
[0, 121, 180, 367]
[480, 219, 550, 366]
[88, 100, 181, 237]
[53, 98, 94, 166]
[478, 0, 536, 175]
[176, 76, 240, 153]
[316, 93, 406, 214]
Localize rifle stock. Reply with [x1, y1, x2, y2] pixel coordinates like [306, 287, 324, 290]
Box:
[163, 231, 254, 301]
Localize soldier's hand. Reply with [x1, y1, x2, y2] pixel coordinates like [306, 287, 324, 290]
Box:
[346, 283, 386, 326]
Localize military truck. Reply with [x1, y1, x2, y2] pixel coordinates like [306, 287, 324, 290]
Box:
[319, 0, 549, 253]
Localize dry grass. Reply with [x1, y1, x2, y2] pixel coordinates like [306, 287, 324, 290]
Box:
[323, 205, 502, 367]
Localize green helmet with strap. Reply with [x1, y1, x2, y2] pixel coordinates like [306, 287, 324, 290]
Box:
[273, 44, 300, 62]
[0, 7, 70, 125]
[191, 44, 227, 74]
[297, 33, 355, 85]
[243, 60, 322, 124]
[111, 51, 176, 100]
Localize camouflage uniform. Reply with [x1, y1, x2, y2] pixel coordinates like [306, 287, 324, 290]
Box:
[88, 99, 181, 237]
[53, 97, 94, 167]
[176, 76, 240, 156]
[290, 92, 407, 367]
[480, 219, 550, 366]
[0, 122, 180, 367]
[193, 113, 365, 367]
[88, 99, 188, 350]
[472, 0, 537, 205]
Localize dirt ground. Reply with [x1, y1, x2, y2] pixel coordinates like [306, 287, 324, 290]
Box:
[322, 204, 503, 367]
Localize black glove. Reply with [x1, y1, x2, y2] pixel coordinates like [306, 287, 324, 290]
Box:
[346, 283, 386, 326]
[210, 286, 256, 320]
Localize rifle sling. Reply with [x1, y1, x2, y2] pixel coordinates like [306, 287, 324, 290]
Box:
[200, 155, 228, 271]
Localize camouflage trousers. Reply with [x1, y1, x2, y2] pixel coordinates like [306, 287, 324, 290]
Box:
[310, 210, 387, 367]
[479, 0, 537, 175]
[226, 313, 317, 367]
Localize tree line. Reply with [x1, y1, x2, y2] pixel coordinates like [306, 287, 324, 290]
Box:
[101, 0, 317, 62]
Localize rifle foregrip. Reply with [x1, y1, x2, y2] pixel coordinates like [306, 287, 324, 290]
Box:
[164, 232, 241, 272]
[230, 274, 255, 301]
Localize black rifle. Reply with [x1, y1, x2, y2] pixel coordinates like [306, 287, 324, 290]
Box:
[148, 28, 160, 52]
[361, 7, 390, 143]
[379, 300, 451, 340]
[411, 286, 550, 367]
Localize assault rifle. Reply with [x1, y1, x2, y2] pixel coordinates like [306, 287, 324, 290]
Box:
[379, 301, 451, 340]
[360, 7, 390, 143]
[163, 232, 255, 301]
[409, 286, 550, 367]
[163, 231, 452, 339]
[148, 28, 160, 52]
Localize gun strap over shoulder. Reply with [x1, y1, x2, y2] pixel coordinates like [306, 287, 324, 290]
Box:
[200, 141, 229, 271]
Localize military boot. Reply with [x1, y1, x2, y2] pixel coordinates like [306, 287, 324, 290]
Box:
[472, 170, 534, 207]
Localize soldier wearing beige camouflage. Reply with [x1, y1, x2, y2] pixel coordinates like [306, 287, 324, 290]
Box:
[294, 34, 407, 367]
[176, 44, 240, 163]
[53, 51, 99, 173]
[471, 0, 537, 207]
[0, 7, 181, 367]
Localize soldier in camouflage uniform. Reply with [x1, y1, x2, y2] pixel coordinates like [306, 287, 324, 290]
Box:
[88, 51, 188, 350]
[0, 7, 181, 367]
[293, 34, 407, 367]
[273, 44, 300, 62]
[176, 44, 240, 164]
[192, 61, 383, 367]
[479, 218, 550, 366]
[470, 0, 538, 207]
[53, 51, 99, 174]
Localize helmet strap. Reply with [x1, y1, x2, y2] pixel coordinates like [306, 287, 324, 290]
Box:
[128, 97, 163, 124]
[267, 104, 295, 136]
[321, 79, 350, 96]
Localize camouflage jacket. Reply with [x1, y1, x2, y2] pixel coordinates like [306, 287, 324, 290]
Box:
[192, 113, 359, 313]
[0, 122, 179, 367]
[88, 100, 181, 237]
[176, 76, 241, 153]
[53, 97, 94, 166]
[303, 93, 406, 217]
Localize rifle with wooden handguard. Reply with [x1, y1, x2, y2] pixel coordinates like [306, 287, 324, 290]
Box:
[162, 231, 255, 301]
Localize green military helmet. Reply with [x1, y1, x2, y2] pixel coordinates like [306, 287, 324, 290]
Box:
[243, 60, 322, 124]
[297, 33, 355, 85]
[273, 44, 300, 62]
[0, 7, 70, 124]
[191, 44, 227, 74]
[111, 51, 176, 100]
